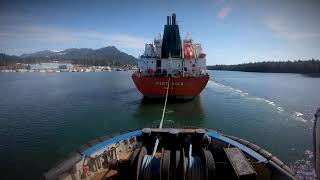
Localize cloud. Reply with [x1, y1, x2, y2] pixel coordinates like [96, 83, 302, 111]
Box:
[0, 14, 33, 23]
[218, 6, 231, 19]
[85, 32, 147, 49]
[265, 16, 320, 40]
[0, 23, 148, 54]
[214, 0, 225, 5]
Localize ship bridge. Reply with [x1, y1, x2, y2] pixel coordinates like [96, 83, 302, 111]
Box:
[138, 13, 207, 78]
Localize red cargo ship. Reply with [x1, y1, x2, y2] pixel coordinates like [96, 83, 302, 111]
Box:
[132, 13, 209, 99]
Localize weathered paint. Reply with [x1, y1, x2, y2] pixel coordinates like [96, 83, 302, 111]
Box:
[132, 74, 209, 98]
[81, 130, 142, 157]
[207, 131, 267, 162]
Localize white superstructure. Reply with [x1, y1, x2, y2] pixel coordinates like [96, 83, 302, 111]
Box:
[138, 33, 207, 77]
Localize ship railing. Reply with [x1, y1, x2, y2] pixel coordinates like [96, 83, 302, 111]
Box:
[133, 71, 209, 78]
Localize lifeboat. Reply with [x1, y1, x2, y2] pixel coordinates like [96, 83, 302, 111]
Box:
[184, 44, 195, 60]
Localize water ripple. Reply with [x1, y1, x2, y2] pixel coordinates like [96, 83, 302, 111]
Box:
[207, 80, 308, 123]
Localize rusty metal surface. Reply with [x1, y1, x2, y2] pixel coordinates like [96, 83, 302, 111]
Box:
[150, 128, 196, 133]
[224, 147, 257, 177]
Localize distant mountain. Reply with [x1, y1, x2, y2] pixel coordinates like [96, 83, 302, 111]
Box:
[0, 53, 21, 66]
[1, 46, 138, 66]
[21, 50, 58, 58]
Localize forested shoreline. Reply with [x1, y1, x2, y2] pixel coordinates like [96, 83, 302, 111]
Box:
[0, 46, 137, 67]
[207, 59, 320, 74]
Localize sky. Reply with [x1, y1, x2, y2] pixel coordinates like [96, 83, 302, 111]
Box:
[0, 0, 320, 65]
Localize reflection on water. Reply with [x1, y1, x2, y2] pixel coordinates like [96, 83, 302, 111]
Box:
[133, 97, 206, 128]
[1, 71, 320, 179]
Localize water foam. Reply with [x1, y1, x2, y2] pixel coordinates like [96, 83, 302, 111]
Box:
[293, 112, 307, 122]
[207, 80, 308, 123]
[277, 107, 284, 112]
[295, 112, 304, 117]
[295, 117, 308, 123]
[165, 109, 174, 114]
[208, 80, 252, 97]
[292, 149, 316, 180]
[208, 80, 283, 111]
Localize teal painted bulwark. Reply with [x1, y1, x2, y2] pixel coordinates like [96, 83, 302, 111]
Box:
[81, 130, 267, 162]
[81, 130, 142, 157]
[207, 131, 267, 162]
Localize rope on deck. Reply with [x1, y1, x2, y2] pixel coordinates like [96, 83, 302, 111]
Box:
[152, 77, 170, 156]
[159, 77, 170, 129]
[140, 77, 170, 179]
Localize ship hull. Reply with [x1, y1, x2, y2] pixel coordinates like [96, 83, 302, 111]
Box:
[132, 73, 209, 99]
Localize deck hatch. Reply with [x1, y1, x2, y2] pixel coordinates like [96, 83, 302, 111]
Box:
[224, 147, 257, 179]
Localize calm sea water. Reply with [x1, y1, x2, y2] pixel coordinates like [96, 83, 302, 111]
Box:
[0, 70, 319, 179]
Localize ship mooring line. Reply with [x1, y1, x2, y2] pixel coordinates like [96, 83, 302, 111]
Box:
[152, 76, 171, 156]
[152, 138, 160, 156]
[159, 77, 170, 129]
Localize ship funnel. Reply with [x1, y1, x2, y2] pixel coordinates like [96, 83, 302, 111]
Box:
[172, 13, 176, 25]
[167, 16, 172, 25]
[161, 13, 182, 58]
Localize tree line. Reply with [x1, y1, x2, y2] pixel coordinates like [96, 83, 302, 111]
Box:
[207, 59, 320, 74]
[0, 53, 135, 67]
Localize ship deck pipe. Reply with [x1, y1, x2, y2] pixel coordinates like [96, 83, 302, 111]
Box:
[172, 13, 176, 25]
